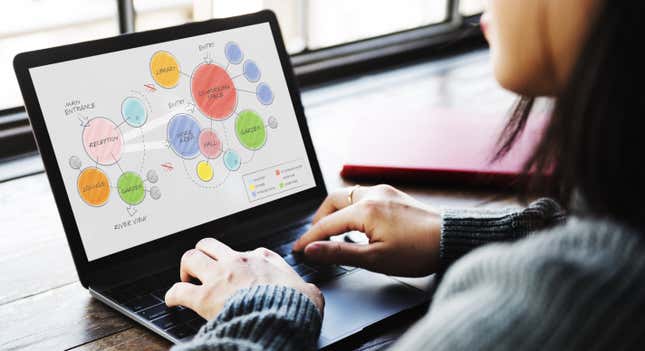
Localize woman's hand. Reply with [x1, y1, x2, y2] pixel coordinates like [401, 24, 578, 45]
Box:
[165, 238, 324, 320]
[293, 184, 441, 277]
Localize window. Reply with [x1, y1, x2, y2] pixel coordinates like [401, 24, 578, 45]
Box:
[460, 0, 485, 16]
[2, 0, 484, 112]
[1, 0, 485, 160]
[0, 0, 119, 111]
[134, 0, 455, 52]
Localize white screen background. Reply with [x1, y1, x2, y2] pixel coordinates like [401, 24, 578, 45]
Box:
[30, 23, 315, 260]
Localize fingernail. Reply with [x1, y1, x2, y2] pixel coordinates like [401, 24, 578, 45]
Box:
[182, 249, 195, 259]
[304, 242, 322, 255]
[164, 287, 173, 303]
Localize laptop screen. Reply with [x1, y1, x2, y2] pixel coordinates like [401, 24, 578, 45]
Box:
[28, 22, 316, 261]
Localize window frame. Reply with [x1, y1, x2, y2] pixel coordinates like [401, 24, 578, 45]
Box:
[0, 0, 484, 160]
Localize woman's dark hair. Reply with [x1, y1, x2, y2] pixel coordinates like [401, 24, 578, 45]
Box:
[496, 1, 645, 229]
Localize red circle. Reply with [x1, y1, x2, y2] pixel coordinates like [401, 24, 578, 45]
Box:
[199, 129, 223, 159]
[191, 64, 237, 120]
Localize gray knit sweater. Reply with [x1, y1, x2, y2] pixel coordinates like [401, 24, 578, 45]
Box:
[175, 198, 645, 350]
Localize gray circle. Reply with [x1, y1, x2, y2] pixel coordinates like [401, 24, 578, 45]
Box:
[268, 116, 278, 129]
[150, 186, 161, 200]
[146, 169, 159, 184]
[69, 156, 82, 170]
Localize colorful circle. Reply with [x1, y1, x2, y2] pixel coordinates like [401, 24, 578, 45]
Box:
[256, 83, 274, 105]
[117, 172, 145, 206]
[196, 161, 214, 182]
[199, 129, 223, 159]
[121, 97, 147, 127]
[243, 60, 261, 82]
[82, 117, 123, 165]
[223, 149, 241, 171]
[167, 114, 201, 159]
[235, 110, 266, 150]
[225, 42, 243, 64]
[150, 51, 180, 89]
[77, 167, 110, 206]
[191, 63, 237, 120]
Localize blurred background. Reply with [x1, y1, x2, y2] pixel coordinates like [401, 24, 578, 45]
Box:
[0, 0, 488, 174]
[0, 0, 484, 112]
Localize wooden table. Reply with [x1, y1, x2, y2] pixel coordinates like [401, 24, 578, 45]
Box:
[0, 49, 519, 351]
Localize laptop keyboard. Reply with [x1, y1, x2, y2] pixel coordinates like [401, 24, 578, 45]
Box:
[102, 222, 354, 340]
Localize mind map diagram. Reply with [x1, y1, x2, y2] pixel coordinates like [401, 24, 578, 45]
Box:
[69, 42, 281, 217]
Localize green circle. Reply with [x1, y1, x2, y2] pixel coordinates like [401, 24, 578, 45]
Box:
[235, 110, 266, 150]
[117, 172, 145, 205]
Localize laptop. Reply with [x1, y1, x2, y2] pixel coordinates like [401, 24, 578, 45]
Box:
[13, 10, 427, 348]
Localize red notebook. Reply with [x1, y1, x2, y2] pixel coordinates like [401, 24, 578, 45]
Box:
[340, 107, 547, 188]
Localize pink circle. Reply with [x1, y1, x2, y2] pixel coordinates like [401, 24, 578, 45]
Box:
[199, 129, 223, 159]
[191, 64, 237, 120]
[82, 117, 123, 165]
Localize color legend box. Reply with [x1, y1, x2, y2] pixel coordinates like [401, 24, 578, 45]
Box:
[242, 159, 307, 202]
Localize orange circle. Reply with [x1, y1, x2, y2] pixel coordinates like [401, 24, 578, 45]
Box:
[77, 167, 110, 206]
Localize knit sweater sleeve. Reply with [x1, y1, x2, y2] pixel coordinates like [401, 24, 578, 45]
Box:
[172, 285, 322, 351]
[393, 218, 645, 350]
[440, 197, 565, 270]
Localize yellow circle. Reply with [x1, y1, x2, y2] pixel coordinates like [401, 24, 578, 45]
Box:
[197, 161, 214, 182]
[150, 51, 180, 88]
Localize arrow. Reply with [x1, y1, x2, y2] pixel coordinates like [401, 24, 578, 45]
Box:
[77, 116, 90, 127]
[203, 52, 213, 64]
[144, 83, 157, 92]
[126, 207, 138, 217]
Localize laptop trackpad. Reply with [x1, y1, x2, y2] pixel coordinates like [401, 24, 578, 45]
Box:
[317, 269, 428, 347]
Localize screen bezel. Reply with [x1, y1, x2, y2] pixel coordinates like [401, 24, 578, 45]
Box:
[13, 10, 327, 287]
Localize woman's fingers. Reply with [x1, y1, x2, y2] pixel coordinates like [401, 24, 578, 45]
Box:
[165, 282, 202, 310]
[180, 248, 218, 282]
[311, 191, 345, 224]
[294, 205, 364, 252]
[311, 186, 368, 224]
[196, 237, 234, 260]
[303, 241, 379, 268]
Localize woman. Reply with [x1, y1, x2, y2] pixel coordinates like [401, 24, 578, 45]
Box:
[165, 0, 645, 349]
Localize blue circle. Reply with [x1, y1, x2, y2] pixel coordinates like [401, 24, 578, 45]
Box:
[223, 149, 241, 171]
[225, 42, 243, 64]
[243, 60, 261, 82]
[256, 83, 274, 105]
[122, 97, 147, 127]
[167, 114, 201, 159]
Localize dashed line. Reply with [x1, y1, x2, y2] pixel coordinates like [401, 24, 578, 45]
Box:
[138, 128, 146, 174]
[181, 158, 231, 189]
